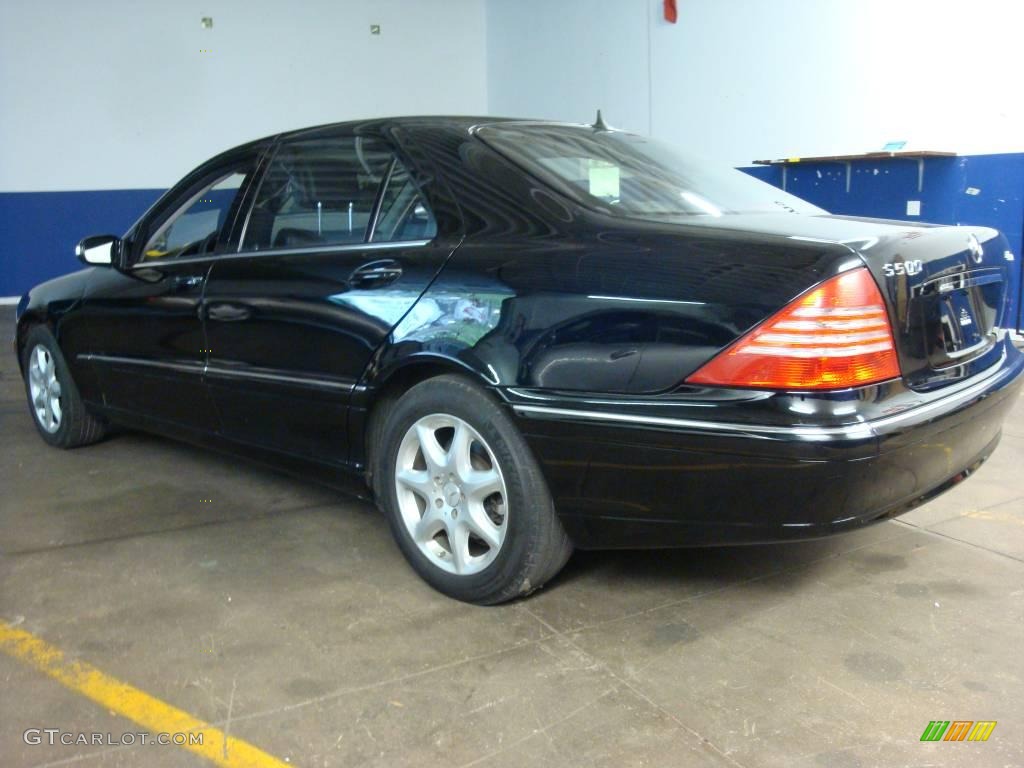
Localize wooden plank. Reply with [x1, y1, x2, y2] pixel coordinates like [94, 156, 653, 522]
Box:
[752, 151, 956, 165]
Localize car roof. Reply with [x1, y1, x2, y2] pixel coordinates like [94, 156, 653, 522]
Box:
[283, 115, 519, 137]
[239, 115, 602, 147]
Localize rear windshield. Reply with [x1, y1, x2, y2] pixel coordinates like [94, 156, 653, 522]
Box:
[475, 123, 824, 219]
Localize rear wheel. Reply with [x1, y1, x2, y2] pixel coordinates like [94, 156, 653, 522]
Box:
[22, 326, 107, 448]
[376, 375, 572, 604]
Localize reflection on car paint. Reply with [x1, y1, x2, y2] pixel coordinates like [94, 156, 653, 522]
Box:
[392, 288, 513, 346]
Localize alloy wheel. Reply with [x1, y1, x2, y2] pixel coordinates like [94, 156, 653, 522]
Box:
[394, 413, 508, 575]
[28, 344, 62, 433]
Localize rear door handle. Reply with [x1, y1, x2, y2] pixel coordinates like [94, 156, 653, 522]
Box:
[349, 259, 403, 288]
[174, 275, 204, 288]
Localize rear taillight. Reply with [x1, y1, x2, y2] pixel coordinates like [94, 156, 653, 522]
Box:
[686, 267, 901, 390]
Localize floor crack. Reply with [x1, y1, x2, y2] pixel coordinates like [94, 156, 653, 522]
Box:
[519, 605, 751, 768]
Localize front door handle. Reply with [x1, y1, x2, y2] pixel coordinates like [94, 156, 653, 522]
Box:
[349, 259, 403, 288]
[205, 303, 252, 322]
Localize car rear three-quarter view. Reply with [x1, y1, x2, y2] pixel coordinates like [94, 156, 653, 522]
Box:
[15, 117, 1024, 604]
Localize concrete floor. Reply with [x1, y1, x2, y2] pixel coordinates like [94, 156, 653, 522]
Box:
[1, 304, 1022, 768]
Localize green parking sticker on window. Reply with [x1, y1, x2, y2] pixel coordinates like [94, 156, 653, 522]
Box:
[588, 160, 619, 200]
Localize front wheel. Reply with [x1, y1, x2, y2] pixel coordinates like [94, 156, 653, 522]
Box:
[375, 375, 572, 604]
[22, 326, 107, 448]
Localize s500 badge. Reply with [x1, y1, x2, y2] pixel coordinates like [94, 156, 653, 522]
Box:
[883, 260, 923, 277]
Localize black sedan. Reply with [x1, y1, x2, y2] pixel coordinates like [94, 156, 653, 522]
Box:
[15, 117, 1024, 603]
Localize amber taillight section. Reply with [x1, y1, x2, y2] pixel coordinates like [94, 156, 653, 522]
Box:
[686, 268, 901, 390]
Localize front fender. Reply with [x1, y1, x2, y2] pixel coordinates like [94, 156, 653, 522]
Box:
[14, 267, 93, 372]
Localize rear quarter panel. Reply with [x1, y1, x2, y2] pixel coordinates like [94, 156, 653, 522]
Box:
[372, 222, 859, 395]
[369, 126, 861, 395]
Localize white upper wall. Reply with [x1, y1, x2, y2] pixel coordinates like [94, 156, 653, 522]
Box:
[0, 0, 487, 191]
[487, 0, 1024, 166]
[6, 0, 1022, 192]
[487, 0, 652, 134]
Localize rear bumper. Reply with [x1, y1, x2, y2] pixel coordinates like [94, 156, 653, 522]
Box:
[510, 345, 1024, 549]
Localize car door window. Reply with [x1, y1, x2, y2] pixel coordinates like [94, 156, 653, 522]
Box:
[141, 170, 249, 262]
[370, 161, 437, 243]
[242, 137, 393, 251]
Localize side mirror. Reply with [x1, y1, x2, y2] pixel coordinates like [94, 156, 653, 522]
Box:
[76, 234, 122, 267]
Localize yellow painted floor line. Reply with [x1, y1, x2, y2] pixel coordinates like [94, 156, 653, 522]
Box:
[0, 620, 291, 768]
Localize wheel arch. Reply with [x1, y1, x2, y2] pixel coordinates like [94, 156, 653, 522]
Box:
[14, 267, 93, 374]
[357, 353, 502, 497]
[15, 310, 54, 375]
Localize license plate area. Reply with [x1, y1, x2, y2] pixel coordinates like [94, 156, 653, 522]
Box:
[916, 269, 1001, 369]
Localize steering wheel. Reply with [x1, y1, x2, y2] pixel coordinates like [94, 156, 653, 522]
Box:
[180, 231, 219, 258]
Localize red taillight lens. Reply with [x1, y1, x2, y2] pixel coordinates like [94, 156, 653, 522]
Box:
[686, 268, 901, 390]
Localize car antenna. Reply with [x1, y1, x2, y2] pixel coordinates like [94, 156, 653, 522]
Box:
[592, 109, 609, 132]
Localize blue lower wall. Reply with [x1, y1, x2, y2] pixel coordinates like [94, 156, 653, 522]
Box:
[0, 189, 164, 298]
[743, 153, 1024, 331]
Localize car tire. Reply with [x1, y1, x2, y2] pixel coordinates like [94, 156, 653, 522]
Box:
[376, 374, 572, 604]
[22, 326, 107, 448]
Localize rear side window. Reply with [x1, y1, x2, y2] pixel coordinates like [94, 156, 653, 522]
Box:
[242, 137, 434, 251]
[371, 161, 438, 243]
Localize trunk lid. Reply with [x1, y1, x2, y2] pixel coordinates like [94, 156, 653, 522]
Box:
[674, 213, 1014, 391]
[836, 217, 1011, 391]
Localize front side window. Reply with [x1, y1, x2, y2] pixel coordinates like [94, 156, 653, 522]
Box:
[141, 170, 249, 262]
[475, 123, 824, 219]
